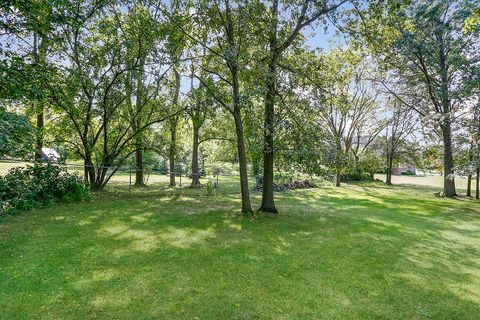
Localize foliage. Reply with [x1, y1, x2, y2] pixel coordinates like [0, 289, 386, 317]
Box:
[204, 180, 215, 196]
[273, 172, 297, 185]
[0, 105, 36, 158]
[0, 163, 86, 213]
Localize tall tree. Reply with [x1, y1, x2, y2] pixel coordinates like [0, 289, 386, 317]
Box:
[358, 0, 480, 196]
[181, 0, 257, 213]
[384, 98, 417, 185]
[258, 0, 349, 213]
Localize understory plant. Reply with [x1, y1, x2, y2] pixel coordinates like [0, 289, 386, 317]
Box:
[0, 163, 87, 213]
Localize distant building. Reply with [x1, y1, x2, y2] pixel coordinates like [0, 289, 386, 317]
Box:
[392, 163, 416, 175]
[42, 148, 60, 162]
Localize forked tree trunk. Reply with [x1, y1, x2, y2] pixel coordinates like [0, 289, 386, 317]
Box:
[84, 155, 95, 190]
[191, 124, 201, 187]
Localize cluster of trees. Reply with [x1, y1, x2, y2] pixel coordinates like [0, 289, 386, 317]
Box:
[1, 0, 479, 213]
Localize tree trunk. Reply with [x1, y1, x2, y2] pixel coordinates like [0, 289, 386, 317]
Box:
[135, 148, 144, 186]
[134, 57, 146, 186]
[169, 125, 176, 187]
[230, 58, 252, 213]
[84, 155, 95, 190]
[336, 169, 341, 187]
[476, 169, 479, 199]
[467, 174, 472, 197]
[233, 111, 253, 213]
[442, 120, 456, 197]
[168, 65, 181, 187]
[259, 0, 279, 214]
[259, 56, 278, 213]
[33, 33, 47, 162]
[191, 124, 201, 187]
[386, 156, 393, 185]
[35, 111, 44, 161]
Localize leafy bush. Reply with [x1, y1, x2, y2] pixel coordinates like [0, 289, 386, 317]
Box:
[0, 163, 87, 213]
[341, 172, 373, 182]
[204, 180, 216, 196]
[401, 170, 416, 176]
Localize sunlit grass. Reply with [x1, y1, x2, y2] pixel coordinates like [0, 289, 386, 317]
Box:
[1, 178, 480, 319]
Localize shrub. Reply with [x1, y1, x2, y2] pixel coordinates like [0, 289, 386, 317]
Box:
[341, 172, 373, 182]
[0, 163, 87, 213]
[204, 180, 215, 196]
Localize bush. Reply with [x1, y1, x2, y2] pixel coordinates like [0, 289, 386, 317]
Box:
[341, 172, 373, 182]
[0, 163, 87, 213]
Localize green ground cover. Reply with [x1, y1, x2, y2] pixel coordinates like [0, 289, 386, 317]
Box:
[1, 178, 479, 319]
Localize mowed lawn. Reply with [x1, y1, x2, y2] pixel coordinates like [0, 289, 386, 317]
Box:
[1, 180, 480, 319]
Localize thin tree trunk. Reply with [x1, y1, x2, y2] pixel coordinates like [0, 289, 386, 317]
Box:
[169, 125, 176, 187]
[134, 57, 146, 186]
[231, 59, 252, 213]
[168, 66, 181, 187]
[191, 124, 201, 187]
[221, 0, 253, 214]
[467, 174, 472, 197]
[233, 111, 253, 213]
[476, 169, 479, 199]
[34, 33, 47, 162]
[35, 111, 44, 161]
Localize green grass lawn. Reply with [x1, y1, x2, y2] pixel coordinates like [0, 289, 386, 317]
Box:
[1, 179, 480, 319]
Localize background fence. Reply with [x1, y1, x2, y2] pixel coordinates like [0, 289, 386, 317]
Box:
[0, 158, 260, 197]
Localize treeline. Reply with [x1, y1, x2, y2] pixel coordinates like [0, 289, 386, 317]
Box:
[0, 0, 479, 213]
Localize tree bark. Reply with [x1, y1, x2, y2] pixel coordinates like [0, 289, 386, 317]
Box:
[168, 66, 181, 187]
[191, 124, 201, 187]
[135, 148, 144, 186]
[134, 57, 146, 186]
[476, 169, 479, 199]
[169, 124, 176, 187]
[233, 111, 253, 213]
[259, 43, 278, 212]
[442, 120, 456, 197]
[386, 156, 393, 185]
[336, 169, 341, 187]
[467, 174, 472, 197]
[33, 33, 47, 162]
[231, 60, 252, 213]
[35, 111, 44, 161]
